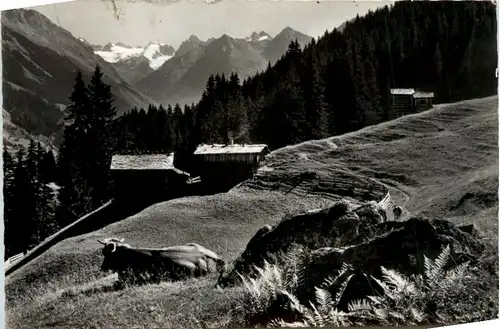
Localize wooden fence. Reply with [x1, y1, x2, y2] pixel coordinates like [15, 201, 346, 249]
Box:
[245, 167, 393, 211]
[5, 200, 114, 276]
[377, 191, 392, 210]
[4, 252, 24, 270]
[5, 195, 181, 277]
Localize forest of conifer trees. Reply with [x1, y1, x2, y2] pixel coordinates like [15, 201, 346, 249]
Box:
[3, 1, 497, 259]
[3, 142, 58, 257]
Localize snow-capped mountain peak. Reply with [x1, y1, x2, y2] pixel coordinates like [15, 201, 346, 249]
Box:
[247, 31, 271, 42]
[93, 41, 175, 70]
[94, 43, 143, 62]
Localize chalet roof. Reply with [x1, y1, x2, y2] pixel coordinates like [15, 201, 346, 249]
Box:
[390, 88, 416, 95]
[413, 92, 435, 98]
[194, 143, 269, 155]
[110, 153, 175, 170]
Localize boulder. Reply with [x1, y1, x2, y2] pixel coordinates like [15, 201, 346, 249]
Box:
[218, 199, 485, 312]
[302, 217, 485, 309]
[218, 200, 388, 286]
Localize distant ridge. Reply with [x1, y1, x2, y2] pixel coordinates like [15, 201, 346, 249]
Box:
[135, 27, 313, 107]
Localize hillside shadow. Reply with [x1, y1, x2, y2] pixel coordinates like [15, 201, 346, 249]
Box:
[5, 172, 256, 278]
[4, 194, 186, 277]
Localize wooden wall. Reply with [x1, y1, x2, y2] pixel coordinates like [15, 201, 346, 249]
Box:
[414, 97, 433, 112]
[194, 152, 265, 193]
[392, 94, 414, 117]
[393, 94, 434, 117]
[112, 170, 170, 203]
[200, 153, 262, 164]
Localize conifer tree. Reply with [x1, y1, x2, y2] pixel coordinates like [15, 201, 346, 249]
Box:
[304, 53, 329, 140]
[145, 105, 159, 152]
[173, 103, 184, 149]
[56, 70, 92, 221]
[55, 66, 117, 222]
[211, 99, 226, 144]
[433, 42, 443, 83]
[86, 65, 117, 208]
[39, 149, 57, 183]
[156, 105, 168, 153]
[11, 147, 34, 253]
[35, 142, 57, 240]
[3, 146, 16, 257]
[165, 105, 176, 152]
[25, 140, 42, 247]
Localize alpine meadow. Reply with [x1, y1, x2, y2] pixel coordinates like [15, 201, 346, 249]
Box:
[2, 1, 499, 329]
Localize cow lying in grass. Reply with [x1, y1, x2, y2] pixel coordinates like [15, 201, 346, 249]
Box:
[97, 237, 225, 285]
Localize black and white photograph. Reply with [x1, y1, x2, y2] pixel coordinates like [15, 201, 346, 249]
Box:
[1, 0, 499, 328]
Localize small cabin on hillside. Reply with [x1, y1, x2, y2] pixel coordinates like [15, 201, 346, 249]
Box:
[391, 88, 434, 117]
[193, 140, 270, 192]
[413, 92, 434, 111]
[110, 153, 191, 203]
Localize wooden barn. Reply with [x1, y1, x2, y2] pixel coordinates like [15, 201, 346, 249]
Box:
[110, 153, 191, 203]
[391, 88, 434, 117]
[413, 91, 434, 111]
[193, 140, 270, 192]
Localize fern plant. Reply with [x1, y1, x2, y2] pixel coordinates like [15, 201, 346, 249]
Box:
[267, 263, 357, 328]
[423, 244, 470, 293]
[255, 244, 473, 328]
[364, 245, 471, 326]
[239, 248, 358, 328]
[363, 267, 428, 326]
[238, 245, 312, 324]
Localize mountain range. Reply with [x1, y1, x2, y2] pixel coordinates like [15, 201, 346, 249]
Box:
[2, 8, 313, 151]
[1, 9, 154, 149]
[92, 41, 176, 83]
[95, 28, 312, 107]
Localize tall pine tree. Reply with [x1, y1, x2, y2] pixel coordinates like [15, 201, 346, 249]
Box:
[86, 65, 117, 208]
[57, 70, 92, 222]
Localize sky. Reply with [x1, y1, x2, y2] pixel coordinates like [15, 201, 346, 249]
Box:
[31, 0, 394, 48]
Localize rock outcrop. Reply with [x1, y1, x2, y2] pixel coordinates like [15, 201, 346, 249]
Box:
[218, 200, 388, 286]
[303, 217, 485, 309]
[218, 200, 485, 310]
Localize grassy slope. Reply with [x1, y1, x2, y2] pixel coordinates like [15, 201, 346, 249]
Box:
[5, 96, 498, 329]
[326, 96, 499, 241]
